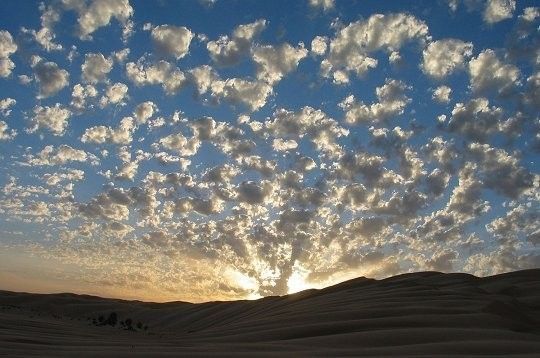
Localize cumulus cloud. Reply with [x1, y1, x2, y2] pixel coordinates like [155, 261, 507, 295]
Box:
[339, 79, 411, 124]
[28, 104, 72, 135]
[310, 36, 328, 56]
[26, 145, 97, 166]
[446, 97, 504, 141]
[321, 13, 429, 83]
[64, 0, 134, 40]
[209, 77, 273, 112]
[207, 19, 266, 67]
[99, 82, 128, 107]
[308, 0, 334, 12]
[31, 57, 70, 98]
[484, 0, 516, 24]
[0, 30, 17, 78]
[469, 49, 521, 95]
[422, 39, 473, 78]
[0, 120, 16, 141]
[126, 59, 187, 95]
[432, 85, 452, 103]
[71, 83, 98, 111]
[133, 101, 157, 124]
[253, 43, 308, 84]
[151, 25, 194, 59]
[81, 116, 135, 145]
[81, 53, 113, 83]
[0, 98, 16, 116]
[467, 142, 533, 198]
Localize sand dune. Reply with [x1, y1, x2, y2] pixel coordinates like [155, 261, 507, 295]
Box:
[1, 269, 539, 357]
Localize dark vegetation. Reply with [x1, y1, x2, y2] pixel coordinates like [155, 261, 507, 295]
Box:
[91, 311, 148, 332]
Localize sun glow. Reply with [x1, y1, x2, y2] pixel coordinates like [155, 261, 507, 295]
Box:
[287, 265, 312, 294]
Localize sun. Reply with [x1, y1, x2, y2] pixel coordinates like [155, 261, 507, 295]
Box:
[287, 269, 311, 294]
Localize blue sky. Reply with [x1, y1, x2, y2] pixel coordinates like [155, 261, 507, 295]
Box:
[0, 0, 538, 302]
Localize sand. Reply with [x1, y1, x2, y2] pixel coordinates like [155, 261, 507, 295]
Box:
[1, 269, 539, 357]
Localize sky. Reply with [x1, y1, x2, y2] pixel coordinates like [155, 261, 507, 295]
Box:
[0, 0, 538, 303]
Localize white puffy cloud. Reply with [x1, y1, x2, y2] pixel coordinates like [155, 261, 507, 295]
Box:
[263, 106, 348, 158]
[207, 19, 266, 67]
[21, 3, 62, 52]
[339, 79, 411, 124]
[26, 145, 96, 166]
[467, 142, 533, 198]
[151, 25, 194, 59]
[253, 43, 308, 84]
[64, 0, 134, 40]
[447, 97, 506, 141]
[484, 0, 516, 24]
[309, 0, 334, 12]
[28, 104, 72, 136]
[133, 101, 157, 124]
[0, 98, 16, 116]
[71, 83, 98, 111]
[31, 57, 70, 98]
[0, 120, 16, 141]
[421, 39, 473, 78]
[0, 30, 17, 78]
[432, 85, 452, 103]
[209, 77, 273, 112]
[81, 116, 135, 145]
[99, 82, 128, 107]
[469, 49, 520, 95]
[322, 13, 429, 83]
[81, 53, 113, 83]
[126, 59, 187, 95]
[159, 132, 200, 157]
[310, 36, 328, 56]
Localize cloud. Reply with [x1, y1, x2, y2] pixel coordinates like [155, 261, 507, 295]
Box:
[133, 101, 157, 124]
[0, 30, 17, 78]
[484, 0, 516, 24]
[421, 39, 473, 78]
[81, 116, 135, 145]
[253, 43, 308, 84]
[207, 19, 266, 67]
[71, 84, 98, 111]
[81, 53, 113, 83]
[467, 142, 533, 198]
[263, 106, 348, 158]
[209, 77, 273, 112]
[321, 13, 429, 83]
[469, 49, 521, 96]
[0, 120, 17, 141]
[28, 104, 72, 136]
[159, 132, 201, 157]
[0, 98, 16, 116]
[126, 59, 187, 95]
[99, 82, 129, 107]
[447, 97, 506, 142]
[64, 0, 134, 40]
[26, 145, 97, 166]
[432, 85, 452, 103]
[308, 0, 335, 12]
[339, 79, 411, 124]
[151, 25, 194, 59]
[31, 57, 70, 99]
[310, 36, 328, 56]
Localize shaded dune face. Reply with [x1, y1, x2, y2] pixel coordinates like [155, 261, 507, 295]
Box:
[1, 269, 539, 357]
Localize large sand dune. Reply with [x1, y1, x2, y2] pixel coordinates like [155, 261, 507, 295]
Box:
[1, 269, 539, 357]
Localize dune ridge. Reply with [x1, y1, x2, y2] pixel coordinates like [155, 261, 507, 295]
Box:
[1, 269, 539, 357]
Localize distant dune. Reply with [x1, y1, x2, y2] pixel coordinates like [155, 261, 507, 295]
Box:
[1, 269, 540, 357]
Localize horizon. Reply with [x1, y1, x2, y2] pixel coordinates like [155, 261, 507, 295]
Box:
[0, 0, 539, 303]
